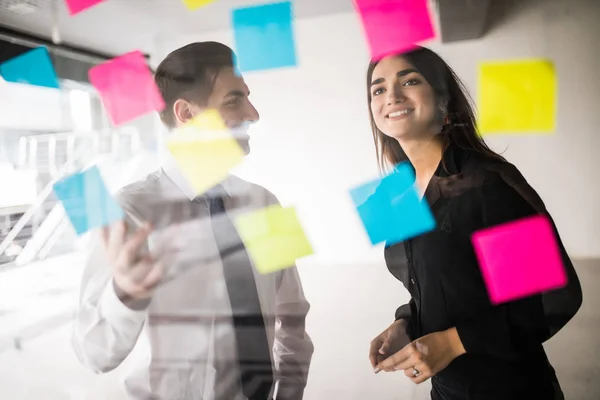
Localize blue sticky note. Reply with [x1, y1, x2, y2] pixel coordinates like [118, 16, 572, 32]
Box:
[53, 166, 124, 235]
[232, 1, 297, 72]
[350, 162, 436, 245]
[0, 47, 59, 89]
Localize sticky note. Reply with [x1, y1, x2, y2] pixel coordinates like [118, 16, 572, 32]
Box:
[478, 59, 557, 134]
[353, 0, 436, 61]
[0, 47, 59, 89]
[232, 1, 297, 72]
[471, 215, 567, 304]
[65, 0, 105, 16]
[350, 162, 436, 245]
[166, 110, 245, 196]
[53, 166, 124, 236]
[89, 50, 165, 127]
[234, 205, 313, 274]
[182, 0, 215, 10]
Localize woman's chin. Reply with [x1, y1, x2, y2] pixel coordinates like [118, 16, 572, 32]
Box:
[383, 130, 411, 141]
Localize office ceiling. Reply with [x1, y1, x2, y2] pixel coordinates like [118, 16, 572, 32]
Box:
[0, 0, 357, 56]
[0, 0, 493, 59]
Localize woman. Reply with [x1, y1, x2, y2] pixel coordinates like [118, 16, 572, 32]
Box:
[366, 47, 582, 399]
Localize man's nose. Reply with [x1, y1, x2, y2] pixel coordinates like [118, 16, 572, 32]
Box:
[245, 100, 260, 124]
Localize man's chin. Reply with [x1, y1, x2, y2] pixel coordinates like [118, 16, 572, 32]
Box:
[237, 138, 251, 155]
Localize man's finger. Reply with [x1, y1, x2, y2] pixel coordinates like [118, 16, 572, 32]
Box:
[142, 261, 164, 290]
[108, 221, 127, 259]
[101, 226, 110, 247]
[127, 255, 157, 284]
[120, 223, 152, 266]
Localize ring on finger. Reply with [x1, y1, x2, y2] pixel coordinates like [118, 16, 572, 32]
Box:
[412, 367, 421, 377]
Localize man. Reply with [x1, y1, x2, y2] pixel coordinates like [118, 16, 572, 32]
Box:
[72, 42, 313, 400]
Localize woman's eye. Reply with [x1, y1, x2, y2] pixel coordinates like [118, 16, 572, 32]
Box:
[373, 88, 384, 96]
[403, 79, 420, 86]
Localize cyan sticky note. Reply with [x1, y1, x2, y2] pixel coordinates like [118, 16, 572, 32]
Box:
[65, 0, 105, 16]
[232, 1, 297, 72]
[350, 162, 436, 245]
[53, 166, 124, 236]
[353, 0, 436, 61]
[471, 215, 567, 305]
[0, 47, 59, 89]
[89, 50, 165, 126]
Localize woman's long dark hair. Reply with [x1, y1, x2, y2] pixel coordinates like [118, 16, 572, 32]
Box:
[366, 46, 505, 172]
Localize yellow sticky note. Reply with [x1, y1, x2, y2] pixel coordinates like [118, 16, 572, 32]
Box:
[182, 0, 215, 10]
[234, 205, 314, 274]
[478, 59, 556, 134]
[166, 110, 244, 195]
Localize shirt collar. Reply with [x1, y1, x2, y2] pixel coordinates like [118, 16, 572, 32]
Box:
[424, 143, 469, 207]
[158, 145, 234, 200]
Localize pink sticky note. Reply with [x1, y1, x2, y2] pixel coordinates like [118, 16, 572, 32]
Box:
[89, 51, 165, 127]
[471, 215, 567, 305]
[353, 0, 436, 61]
[65, 0, 105, 16]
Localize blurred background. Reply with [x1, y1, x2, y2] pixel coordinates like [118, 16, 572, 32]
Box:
[0, 0, 598, 398]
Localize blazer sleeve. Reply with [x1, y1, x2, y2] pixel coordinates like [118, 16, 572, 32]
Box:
[455, 176, 583, 360]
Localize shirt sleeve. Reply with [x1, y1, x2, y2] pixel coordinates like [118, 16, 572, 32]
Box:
[71, 230, 148, 373]
[455, 176, 583, 360]
[395, 301, 413, 321]
[273, 265, 314, 400]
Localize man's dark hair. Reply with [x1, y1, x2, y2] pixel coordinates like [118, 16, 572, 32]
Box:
[154, 41, 236, 128]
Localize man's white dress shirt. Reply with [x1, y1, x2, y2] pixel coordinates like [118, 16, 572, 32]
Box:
[72, 154, 314, 400]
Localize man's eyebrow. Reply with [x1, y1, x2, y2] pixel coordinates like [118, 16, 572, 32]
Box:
[370, 68, 419, 87]
[225, 89, 249, 97]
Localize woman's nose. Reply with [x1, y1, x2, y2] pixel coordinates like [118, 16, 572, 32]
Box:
[387, 84, 406, 105]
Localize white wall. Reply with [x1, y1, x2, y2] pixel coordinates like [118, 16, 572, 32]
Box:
[153, 0, 600, 263]
[148, 1, 600, 398]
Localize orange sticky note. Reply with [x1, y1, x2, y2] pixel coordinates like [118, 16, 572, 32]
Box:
[166, 110, 244, 195]
[182, 0, 215, 10]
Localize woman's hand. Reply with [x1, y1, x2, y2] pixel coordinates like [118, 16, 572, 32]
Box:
[369, 319, 411, 369]
[374, 327, 466, 384]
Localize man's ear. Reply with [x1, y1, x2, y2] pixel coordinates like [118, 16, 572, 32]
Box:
[173, 99, 196, 126]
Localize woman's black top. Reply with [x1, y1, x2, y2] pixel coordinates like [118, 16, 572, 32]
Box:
[384, 144, 582, 396]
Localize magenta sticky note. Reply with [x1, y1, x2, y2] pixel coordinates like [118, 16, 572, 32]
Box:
[353, 0, 436, 61]
[65, 0, 105, 16]
[89, 51, 165, 127]
[471, 215, 567, 305]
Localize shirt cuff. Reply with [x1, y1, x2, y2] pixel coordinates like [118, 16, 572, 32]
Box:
[99, 279, 148, 327]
